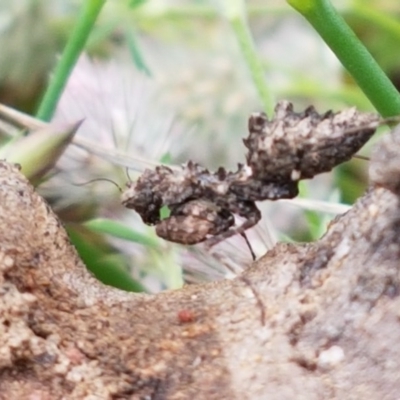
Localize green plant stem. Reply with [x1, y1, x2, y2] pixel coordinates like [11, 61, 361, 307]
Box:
[222, 0, 274, 115]
[36, 0, 107, 121]
[230, 17, 274, 115]
[288, 0, 400, 117]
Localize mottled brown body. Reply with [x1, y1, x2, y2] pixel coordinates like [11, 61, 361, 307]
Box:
[155, 200, 235, 245]
[245, 101, 379, 181]
[122, 101, 381, 249]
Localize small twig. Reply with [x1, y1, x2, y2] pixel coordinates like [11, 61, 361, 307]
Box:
[240, 232, 256, 261]
[353, 154, 370, 161]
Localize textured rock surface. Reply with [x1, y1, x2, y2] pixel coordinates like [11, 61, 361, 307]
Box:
[0, 126, 400, 399]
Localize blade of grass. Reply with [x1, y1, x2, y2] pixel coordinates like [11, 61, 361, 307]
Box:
[84, 218, 160, 248]
[67, 224, 146, 292]
[85, 219, 184, 289]
[126, 27, 152, 76]
[287, 0, 400, 117]
[0, 121, 81, 182]
[278, 197, 351, 214]
[36, 0, 107, 121]
[297, 182, 343, 240]
[219, 0, 274, 115]
[0, 103, 47, 132]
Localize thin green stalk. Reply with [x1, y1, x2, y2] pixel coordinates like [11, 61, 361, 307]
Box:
[36, 0, 107, 121]
[288, 0, 400, 117]
[230, 17, 274, 115]
[221, 0, 274, 115]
